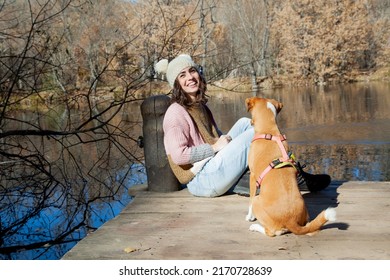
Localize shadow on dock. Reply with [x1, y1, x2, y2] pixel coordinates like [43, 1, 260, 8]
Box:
[62, 181, 390, 260]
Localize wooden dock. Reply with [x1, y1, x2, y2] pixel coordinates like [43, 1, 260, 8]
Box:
[62, 181, 390, 260]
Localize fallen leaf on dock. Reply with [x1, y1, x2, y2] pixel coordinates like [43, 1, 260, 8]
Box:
[124, 247, 139, 253]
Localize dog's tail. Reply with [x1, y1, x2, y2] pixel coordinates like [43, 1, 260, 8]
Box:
[287, 207, 337, 235]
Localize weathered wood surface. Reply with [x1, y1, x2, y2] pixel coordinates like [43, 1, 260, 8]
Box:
[140, 95, 180, 192]
[62, 181, 390, 260]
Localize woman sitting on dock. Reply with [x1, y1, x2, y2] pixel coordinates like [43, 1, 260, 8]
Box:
[155, 54, 330, 197]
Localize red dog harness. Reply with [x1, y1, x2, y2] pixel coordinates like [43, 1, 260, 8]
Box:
[252, 133, 297, 188]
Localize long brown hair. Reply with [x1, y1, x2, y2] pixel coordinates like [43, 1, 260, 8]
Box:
[170, 67, 209, 108]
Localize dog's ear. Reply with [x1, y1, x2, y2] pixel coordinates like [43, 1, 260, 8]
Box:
[245, 97, 256, 112]
[268, 99, 283, 113]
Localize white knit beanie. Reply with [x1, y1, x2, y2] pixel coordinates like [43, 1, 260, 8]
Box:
[154, 54, 197, 88]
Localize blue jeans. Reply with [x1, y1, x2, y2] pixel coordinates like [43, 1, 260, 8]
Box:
[187, 117, 254, 197]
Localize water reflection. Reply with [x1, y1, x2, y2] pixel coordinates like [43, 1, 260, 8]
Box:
[0, 99, 147, 260]
[1, 81, 389, 260]
[208, 81, 390, 181]
[0, 164, 146, 260]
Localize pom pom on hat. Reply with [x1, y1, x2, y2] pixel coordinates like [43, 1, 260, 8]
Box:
[154, 59, 169, 74]
[154, 54, 197, 88]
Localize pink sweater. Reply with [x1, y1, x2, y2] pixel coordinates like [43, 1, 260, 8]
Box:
[163, 103, 217, 168]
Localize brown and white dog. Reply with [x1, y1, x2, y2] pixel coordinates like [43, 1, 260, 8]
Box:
[245, 97, 336, 237]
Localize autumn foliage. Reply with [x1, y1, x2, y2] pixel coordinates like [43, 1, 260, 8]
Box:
[0, 0, 389, 259]
[1, 0, 389, 94]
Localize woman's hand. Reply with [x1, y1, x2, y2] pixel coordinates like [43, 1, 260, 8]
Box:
[212, 135, 232, 153]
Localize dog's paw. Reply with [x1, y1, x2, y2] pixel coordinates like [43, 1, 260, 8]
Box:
[246, 205, 256, 222]
[325, 207, 337, 222]
[249, 223, 265, 234]
[245, 214, 256, 222]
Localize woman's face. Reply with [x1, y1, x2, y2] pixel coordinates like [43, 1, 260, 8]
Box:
[177, 66, 200, 99]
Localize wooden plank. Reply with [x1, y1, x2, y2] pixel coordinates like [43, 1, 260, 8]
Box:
[62, 181, 390, 260]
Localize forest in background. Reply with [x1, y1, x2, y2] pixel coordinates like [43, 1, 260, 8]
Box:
[1, 0, 390, 98]
[1, 0, 390, 259]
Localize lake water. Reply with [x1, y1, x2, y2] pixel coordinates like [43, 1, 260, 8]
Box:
[1, 81, 389, 260]
[209, 81, 390, 181]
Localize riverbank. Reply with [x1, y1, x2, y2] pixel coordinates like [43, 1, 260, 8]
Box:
[12, 66, 390, 112]
[62, 181, 390, 260]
